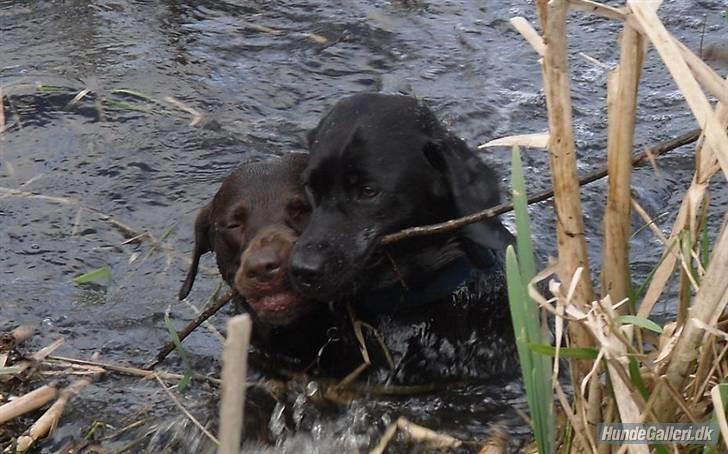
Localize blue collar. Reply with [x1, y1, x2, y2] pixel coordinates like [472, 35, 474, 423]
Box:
[359, 257, 476, 313]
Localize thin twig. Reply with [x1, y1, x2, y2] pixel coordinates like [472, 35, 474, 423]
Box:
[154, 374, 220, 446]
[46, 355, 221, 385]
[382, 128, 701, 245]
[144, 289, 235, 370]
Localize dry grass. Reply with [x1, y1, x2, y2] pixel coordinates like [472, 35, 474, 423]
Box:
[512, 0, 728, 451]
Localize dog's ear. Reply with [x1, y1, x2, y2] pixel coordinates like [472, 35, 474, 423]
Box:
[422, 137, 515, 260]
[305, 126, 319, 149]
[179, 203, 213, 300]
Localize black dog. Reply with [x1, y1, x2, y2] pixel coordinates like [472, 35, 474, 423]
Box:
[289, 93, 518, 382]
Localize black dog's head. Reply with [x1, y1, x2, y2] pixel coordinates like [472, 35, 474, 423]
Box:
[288, 93, 514, 301]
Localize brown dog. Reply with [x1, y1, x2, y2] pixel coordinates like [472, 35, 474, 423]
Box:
[179, 153, 312, 326]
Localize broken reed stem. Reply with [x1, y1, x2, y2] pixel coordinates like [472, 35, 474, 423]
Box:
[0, 325, 35, 351]
[478, 426, 509, 454]
[601, 24, 644, 312]
[637, 82, 728, 319]
[144, 289, 235, 370]
[16, 376, 96, 452]
[0, 383, 58, 425]
[628, 1, 728, 181]
[652, 225, 728, 419]
[218, 314, 252, 454]
[47, 355, 222, 386]
[372, 417, 463, 453]
[541, 0, 595, 389]
[380, 128, 700, 245]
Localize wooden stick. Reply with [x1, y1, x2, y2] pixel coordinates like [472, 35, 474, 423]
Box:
[217, 315, 252, 454]
[144, 289, 235, 370]
[381, 128, 701, 245]
[0, 384, 58, 425]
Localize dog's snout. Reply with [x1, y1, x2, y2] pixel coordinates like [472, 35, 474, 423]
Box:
[289, 244, 329, 291]
[243, 249, 282, 284]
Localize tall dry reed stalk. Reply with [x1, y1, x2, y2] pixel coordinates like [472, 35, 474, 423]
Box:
[508, 0, 728, 451]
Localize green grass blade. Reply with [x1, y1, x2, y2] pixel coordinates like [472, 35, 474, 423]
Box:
[630, 238, 678, 305]
[508, 145, 555, 453]
[103, 99, 151, 112]
[529, 343, 599, 359]
[628, 357, 650, 401]
[73, 266, 112, 287]
[163, 313, 193, 392]
[507, 247, 554, 453]
[701, 213, 710, 269]
[679, 230, 701, 285]
[617, 315, 663, 334]
[512, 145, 536, 283]
[36, 84, 66, 93]
[0, 366, 22, 375]
[110, 88, 158, 103]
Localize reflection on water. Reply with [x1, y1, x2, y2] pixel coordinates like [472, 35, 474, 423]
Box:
[1, 0, 726, 451]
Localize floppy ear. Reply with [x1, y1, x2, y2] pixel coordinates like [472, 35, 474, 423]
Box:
[305, 125, 319, 148]
[422, 137, 515, 263]
[179, 203, 213, 300]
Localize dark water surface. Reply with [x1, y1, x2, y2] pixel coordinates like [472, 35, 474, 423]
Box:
[1, 0, 726, 452]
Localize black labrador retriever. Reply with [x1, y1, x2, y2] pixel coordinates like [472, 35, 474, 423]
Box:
[289, 93, 518, 382]
[179, 153, 335, 370]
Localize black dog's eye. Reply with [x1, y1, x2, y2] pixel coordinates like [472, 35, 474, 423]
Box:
[357, 185, 379, 199]
[225, 223, 243, 230]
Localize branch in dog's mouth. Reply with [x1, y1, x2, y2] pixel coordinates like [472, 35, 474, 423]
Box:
[381, 126, 702, 245]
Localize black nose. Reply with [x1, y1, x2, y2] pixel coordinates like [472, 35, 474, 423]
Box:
[289, 248, 326, 291]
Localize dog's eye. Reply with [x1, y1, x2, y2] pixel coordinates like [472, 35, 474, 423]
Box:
[287, 198, 311, 220]
[225, 223, 243, 230]
[357, 185, 379, 199]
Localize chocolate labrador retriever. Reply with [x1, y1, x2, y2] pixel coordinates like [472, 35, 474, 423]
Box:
[179, 153, 334, 368]
[288, 93, 518, 382]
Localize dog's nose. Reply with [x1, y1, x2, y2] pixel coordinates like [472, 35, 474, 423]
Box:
[243, 250, 281, 284]
[289, 251, 326, 290]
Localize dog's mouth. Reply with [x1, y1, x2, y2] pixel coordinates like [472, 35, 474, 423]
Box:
[243, 287, 308, 326]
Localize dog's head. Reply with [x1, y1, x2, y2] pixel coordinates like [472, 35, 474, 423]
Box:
[289, 93, 514, 301]
[179, 153, 313, 326]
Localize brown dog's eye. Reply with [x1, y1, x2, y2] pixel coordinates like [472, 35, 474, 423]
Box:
[358, 185, 379, 199]
[287, 197, 311, 221]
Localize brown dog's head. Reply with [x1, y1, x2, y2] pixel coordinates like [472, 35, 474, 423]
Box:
[179, 153, 312, 326]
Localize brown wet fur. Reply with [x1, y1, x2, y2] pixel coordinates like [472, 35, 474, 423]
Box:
[179, 152, 312, 325]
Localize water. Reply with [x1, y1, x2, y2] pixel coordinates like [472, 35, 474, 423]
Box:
[1, 0, 726, 452]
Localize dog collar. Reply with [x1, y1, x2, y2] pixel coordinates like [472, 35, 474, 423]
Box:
[359, 256, 477, 312]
